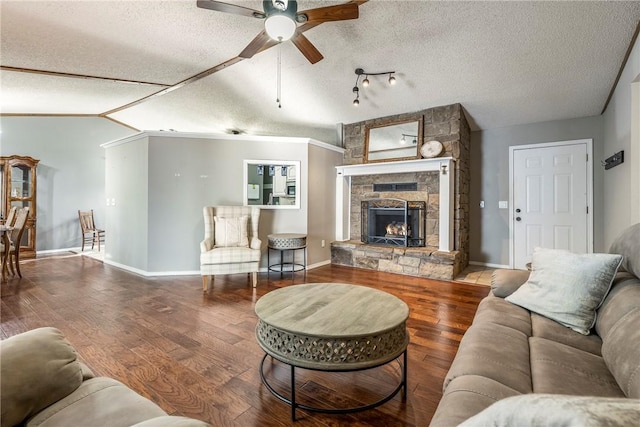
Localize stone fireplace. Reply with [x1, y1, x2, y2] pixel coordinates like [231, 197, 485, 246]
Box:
[331, 103, 470, 280]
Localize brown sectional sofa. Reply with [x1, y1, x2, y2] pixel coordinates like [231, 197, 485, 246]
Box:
[1, 327, 211, 427]
[430, 224, 640, 426]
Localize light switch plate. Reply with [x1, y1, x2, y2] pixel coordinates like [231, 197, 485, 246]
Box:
[499, 201, 509, 209]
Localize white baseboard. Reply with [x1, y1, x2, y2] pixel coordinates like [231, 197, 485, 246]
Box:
[103, 259, 200, 277]
[469, 260, 510, 269]
[36, 247, 82, 255]
[307, 259, 331, 270]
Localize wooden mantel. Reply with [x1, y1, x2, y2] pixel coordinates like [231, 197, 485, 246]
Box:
[335, 158, 455, 252]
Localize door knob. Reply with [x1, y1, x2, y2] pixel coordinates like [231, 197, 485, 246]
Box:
[515, 208, 521, 213]
[516, 217, 521, 221]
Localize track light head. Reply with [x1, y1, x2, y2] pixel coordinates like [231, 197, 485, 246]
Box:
[351, 68, 397, 105]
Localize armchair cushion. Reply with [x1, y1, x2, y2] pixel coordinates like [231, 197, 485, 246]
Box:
[1, 327, 83, 427]
[200, 246, 261, 265]
[214, 215, 248, 248]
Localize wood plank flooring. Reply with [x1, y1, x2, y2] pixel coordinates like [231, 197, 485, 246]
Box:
[1, 254, 489, 427]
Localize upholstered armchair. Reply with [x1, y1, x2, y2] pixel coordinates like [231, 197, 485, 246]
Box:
[200, 206, 261, 291]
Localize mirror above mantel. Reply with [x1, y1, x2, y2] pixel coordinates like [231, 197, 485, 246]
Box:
[364, 117, 423, 163]
[243, 160, 300, 209]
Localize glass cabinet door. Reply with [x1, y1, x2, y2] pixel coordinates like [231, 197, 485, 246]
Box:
[1, 156, 39, 258]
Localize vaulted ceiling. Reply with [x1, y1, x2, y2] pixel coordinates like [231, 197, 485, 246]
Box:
[2, 1, 639, 144]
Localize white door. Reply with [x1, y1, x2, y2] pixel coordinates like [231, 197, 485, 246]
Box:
[510, 141, 591, 269]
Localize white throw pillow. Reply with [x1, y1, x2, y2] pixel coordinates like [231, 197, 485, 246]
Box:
[213, 216, 249, 248]
[459, 394, 640, 427]
[505, 248, 623, 335]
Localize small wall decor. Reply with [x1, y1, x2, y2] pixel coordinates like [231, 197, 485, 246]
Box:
[602, 150, 624, 170]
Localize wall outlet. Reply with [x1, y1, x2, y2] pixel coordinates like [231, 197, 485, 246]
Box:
[499, 201, 509, 209]
[321, 239, 325, 248]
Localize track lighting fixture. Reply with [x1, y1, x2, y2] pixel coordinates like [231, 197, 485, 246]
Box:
[400, 133, 417, 144]
[352, 68, 396, 105]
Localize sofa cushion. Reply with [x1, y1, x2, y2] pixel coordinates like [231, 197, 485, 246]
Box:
[609, 222, 640, 278]
[459, 394, 640, 427]
[430, 375, 521, 427]
[26, 377, 168, 427]
[444, 323, 532, 394]
[1, 327, 83, 427]
[473, 295, 532, 336]
[531, 313, 602, 356]
[506, 248, 623, 335]
[490, 269, 530, 298]
[529, 337, 624, 397]
[601, 307, 640, 398]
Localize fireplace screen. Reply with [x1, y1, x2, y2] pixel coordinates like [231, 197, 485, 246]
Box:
[361, 199, 426, 247]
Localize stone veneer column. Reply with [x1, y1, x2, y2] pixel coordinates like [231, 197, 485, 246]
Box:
[340, 103, 470, 277]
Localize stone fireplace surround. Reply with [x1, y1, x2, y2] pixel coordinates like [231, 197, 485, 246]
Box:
[332, 159, 463, 280]
[330, 103, 470, 281]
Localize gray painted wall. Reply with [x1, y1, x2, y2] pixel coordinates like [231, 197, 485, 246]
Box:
[470, 115, 604, 266]
[0, 116, 135, 251]
[105, 137, 149, 270]
[602, 34, 640, 249]
[104, 133, 342, 274]
[308, 144, 343, 266]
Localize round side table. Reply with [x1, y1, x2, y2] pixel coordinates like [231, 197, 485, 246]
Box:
[267, 233, 307, 278]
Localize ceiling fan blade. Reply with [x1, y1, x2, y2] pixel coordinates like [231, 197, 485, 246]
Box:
[297, 3, 358, 23]
[291, 33, 324, 64]
[239, 30, 272, 59]
[196, 0, 264, 19]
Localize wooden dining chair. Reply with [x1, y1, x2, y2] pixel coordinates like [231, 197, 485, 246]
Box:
[78, 210, 105, 252]
[0, 207, 29, 278]
[4, 206, 17, 226]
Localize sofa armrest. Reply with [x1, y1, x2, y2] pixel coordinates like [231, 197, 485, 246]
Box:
[250, 237, 262, 250]
[200, 238, 213, 252]
[1, 327, 84, 427]
[491, 269, 530, 298]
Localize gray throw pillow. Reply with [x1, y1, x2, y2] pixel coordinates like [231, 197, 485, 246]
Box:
[505, 248, 623, 335]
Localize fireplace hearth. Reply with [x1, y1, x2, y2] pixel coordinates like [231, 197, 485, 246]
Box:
[361, 199, 426, 247]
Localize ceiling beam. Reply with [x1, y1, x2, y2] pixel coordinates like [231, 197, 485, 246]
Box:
[601, 19, 640, 114]
[0, 66, 170, 87]
[101, 0, 368, 119]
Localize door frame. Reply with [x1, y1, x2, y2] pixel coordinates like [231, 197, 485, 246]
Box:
[508, 139, 594, 268]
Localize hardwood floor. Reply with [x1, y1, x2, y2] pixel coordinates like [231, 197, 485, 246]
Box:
[1, 254, 489, 426]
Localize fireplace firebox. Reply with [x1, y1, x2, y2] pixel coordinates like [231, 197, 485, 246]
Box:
[361, 199, 426, 247]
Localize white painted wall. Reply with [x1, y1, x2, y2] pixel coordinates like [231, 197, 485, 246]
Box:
[602, 35, 640, 249]
[0, 116, 135, 251]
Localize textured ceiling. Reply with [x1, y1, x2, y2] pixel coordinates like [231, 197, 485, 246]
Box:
[1, 1, 639, 144]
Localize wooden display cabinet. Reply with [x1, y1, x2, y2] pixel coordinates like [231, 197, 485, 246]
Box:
[1, 155, 39, 259]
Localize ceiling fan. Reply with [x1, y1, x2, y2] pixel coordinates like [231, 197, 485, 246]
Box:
[196, 0, 360, 64]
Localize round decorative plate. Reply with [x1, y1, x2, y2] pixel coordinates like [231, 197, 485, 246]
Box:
[420, 140, 443, 158]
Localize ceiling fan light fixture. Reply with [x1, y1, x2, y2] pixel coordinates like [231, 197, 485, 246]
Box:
[362, 77, 369, 87]
[388, 73, 396, 85]
[265, 14, 296, 41]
